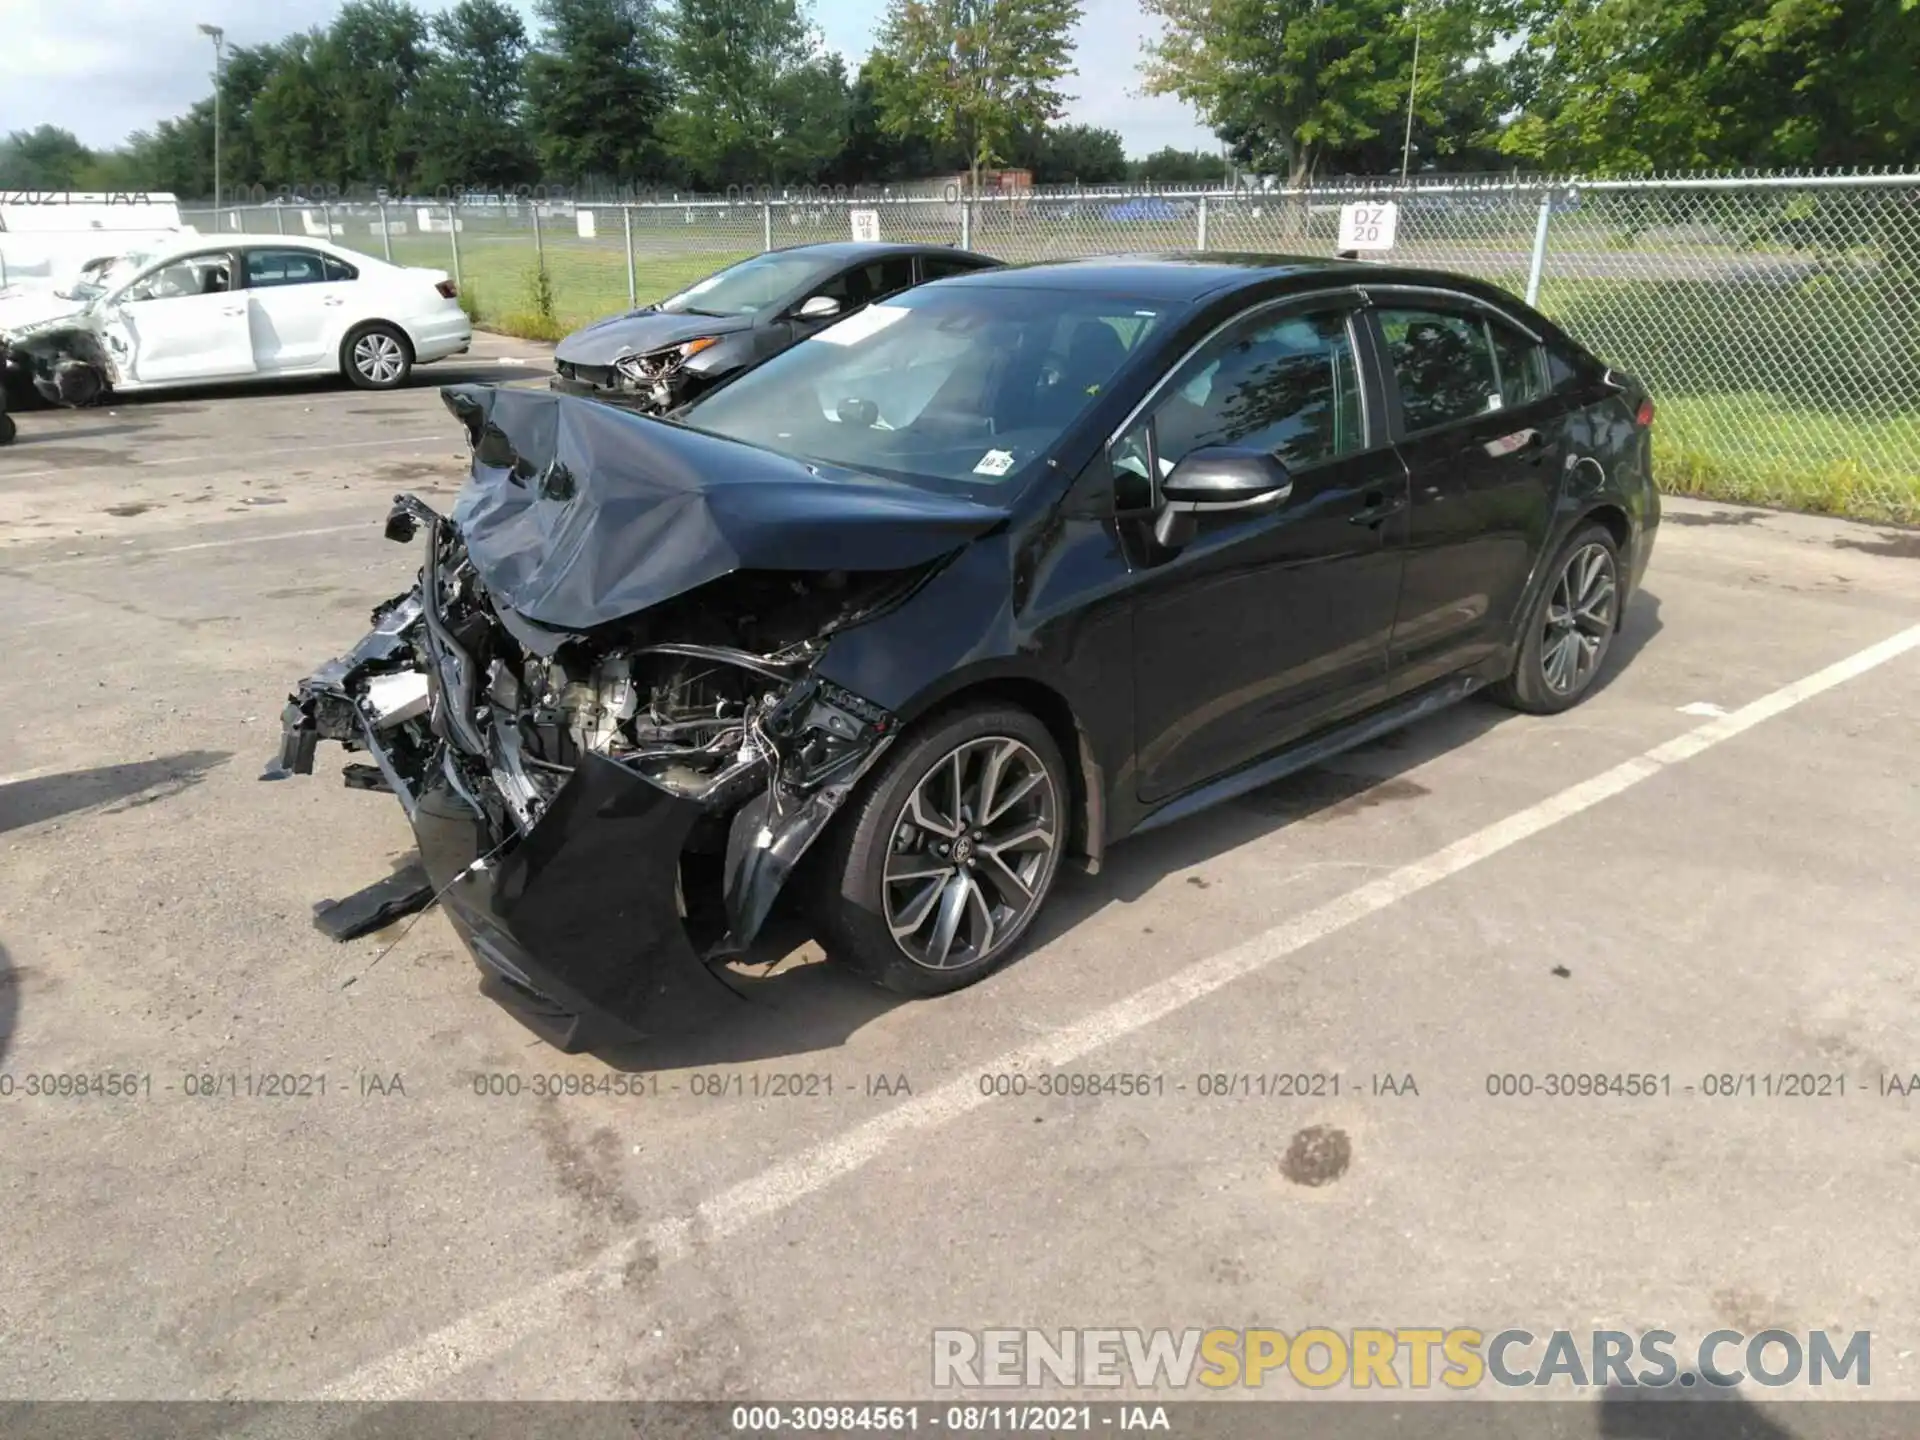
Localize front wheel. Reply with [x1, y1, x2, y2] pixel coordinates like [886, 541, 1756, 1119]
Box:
[812, 704, 1069, 997]
[341, 322, 413, 390]
[1490, 523, 1621, 714]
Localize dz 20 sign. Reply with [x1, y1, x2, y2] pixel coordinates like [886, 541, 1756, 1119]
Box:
[1337, 201, 1399, 252]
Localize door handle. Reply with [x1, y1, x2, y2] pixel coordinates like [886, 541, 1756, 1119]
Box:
[322, 296, 344, 307]
[1348, 490, 1407, 527]
[221, 305, 247, 317]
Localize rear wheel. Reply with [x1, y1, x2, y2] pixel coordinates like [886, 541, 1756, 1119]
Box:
[0, 411, 14, 445]
[813, 704, 1068, 997]
[341, 322, 413, 390]
[1490, 523, 1620, 714]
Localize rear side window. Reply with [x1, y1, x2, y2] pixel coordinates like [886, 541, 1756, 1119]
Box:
[322, 254, 358, 282]
[816, 257, 917, 308]
[921, 254, 989, 281]
[244, 249, 328, 288]
[1487, 320, 1548, 407]
[1376, 307, 1501, 432]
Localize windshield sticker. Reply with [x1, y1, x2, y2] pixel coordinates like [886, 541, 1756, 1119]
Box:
[973, 449, 1016, 477]
[812, 304, 911, 346]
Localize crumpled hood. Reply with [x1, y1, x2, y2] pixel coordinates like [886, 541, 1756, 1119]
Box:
[552, 308, 752, 366]
[0, 289, 88, 339]
[439, 384, 1011, 633]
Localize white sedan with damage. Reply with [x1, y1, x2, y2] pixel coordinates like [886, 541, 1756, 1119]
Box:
[2, 236, 472, 406]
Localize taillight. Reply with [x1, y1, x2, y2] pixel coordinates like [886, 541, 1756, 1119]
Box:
[436, 280, 458, 300]
[1634, 398, 1655, 427]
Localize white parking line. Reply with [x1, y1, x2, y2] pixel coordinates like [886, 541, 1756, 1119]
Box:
[16, 523, 375, 568]
[300, 619, 1920, 1403]
[0, 434, 444, 481]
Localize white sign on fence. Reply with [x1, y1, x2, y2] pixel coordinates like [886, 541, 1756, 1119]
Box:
[849, 208, 881, 243]
[576, 209, 597, 239]
[1337, 201, 1399, 251]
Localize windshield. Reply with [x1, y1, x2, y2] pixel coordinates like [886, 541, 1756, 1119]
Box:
[658, 251, 830, 317]
[678, 285, 1170, 491]
[65, 252, 152, 303]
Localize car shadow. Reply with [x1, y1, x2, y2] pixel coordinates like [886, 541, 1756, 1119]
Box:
[41, 359, 541, 412]
[0, 940, 16, 1065]
[1587, 587, 1664, 700]
[0, 750, 231, 836]
[575, 595, 1666, 1070]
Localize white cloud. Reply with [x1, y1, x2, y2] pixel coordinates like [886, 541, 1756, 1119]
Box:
[0, 0, 1215, 161]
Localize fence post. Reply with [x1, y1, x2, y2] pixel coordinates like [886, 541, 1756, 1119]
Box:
[377, 199, 394, 262]
[323, 202, 333, 242]
[532, 202, 545, 269]
[1524, 191, 1553, 306]
[275, 206, 286, 236]
[961, 192, 972, 250]
[447, 205, 462, 290]
[1196, 195, 1209, 251]
[762, 201, 773, 252]
[625, 204, 638, 307]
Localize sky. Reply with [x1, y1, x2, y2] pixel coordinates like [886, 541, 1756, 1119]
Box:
[0, 0, 1218, 160]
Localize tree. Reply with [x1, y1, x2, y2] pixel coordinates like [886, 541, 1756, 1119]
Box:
[251, 33, 352, 189]
[1128, 145, 1228, 184]
[1020, 123, 1128, 184]
[1139, 0, 1498, 185]
[0, 126, 96, 188]
[870, 0, 1084, 194]
[826, 59, 961, 184]
[327, 1, 434, 189]
[525, 0, 675, 185]
[661, 0, 847, 186]
[417, 0, 537, 190]
[1499, 0, 1920, 172]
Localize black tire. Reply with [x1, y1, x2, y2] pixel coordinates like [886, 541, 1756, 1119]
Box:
[812, 703, 1069, 997]
[1490, 523, 1621, 714]
[0, 411, 14, 446]
[340, 322, 414, 390]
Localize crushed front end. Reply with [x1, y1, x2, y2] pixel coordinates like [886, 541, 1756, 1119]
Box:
[274, 493, 905, 1051]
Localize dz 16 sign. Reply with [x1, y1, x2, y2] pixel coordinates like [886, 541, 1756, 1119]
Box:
[849, 209, 881, 243]
[1337, 201, 1398, 251]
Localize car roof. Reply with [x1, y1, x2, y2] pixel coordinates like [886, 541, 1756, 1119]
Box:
[131, 233, 369, 267]
[767, 241, 999, 265]
[914, 252, 1532, 309]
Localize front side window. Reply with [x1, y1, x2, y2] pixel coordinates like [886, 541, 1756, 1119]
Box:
[810, 257, 917, 310]
[1112, 306, 1365, 502]
[679, 285, 1168, 492]
[1377, 306, 1502, 432]
[121, 254, 231, 302]
[244, 248, 329, 288]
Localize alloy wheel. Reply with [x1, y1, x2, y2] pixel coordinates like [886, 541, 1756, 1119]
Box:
[1541, 541, 1617, 696]
[354, 332, 406, 385]
[882, 736, 1059, 971]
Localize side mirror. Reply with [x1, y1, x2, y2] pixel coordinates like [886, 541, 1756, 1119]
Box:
[797, 295, 842, 321]
[1153, 446, 1292, 548]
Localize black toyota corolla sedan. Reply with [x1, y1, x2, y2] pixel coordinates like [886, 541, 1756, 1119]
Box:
[550, 241, 1001, 412]
[275, 254, 1658, 1050]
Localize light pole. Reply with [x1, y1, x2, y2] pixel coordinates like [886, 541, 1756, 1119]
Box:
[198, 24, 226, 217]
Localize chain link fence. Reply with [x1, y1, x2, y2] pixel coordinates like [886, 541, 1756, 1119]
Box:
[185, 171, 1920, 524]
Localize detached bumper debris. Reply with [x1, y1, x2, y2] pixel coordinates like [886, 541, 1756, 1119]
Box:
[312, 862, 436, 942]
[269, 385, 978, 1050]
